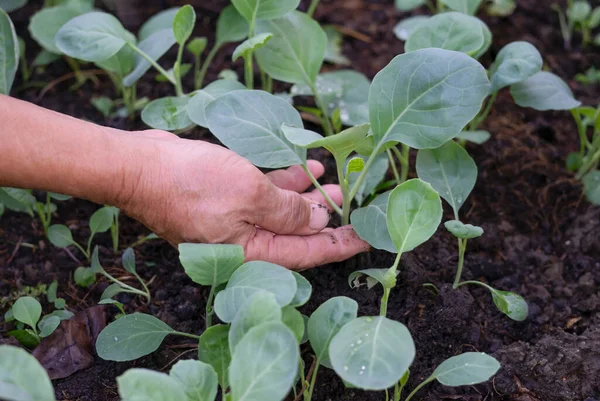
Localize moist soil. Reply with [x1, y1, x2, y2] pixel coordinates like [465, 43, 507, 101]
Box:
[2, 0, 600, 400]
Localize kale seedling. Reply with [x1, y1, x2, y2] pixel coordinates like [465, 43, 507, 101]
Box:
[553, 0, 600, 49]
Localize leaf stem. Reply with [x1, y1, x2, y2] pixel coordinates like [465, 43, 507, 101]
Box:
[308, 82, 334, 136]
[307, 0, 320, 17]
[335, 156, 352, 225]
[302, 164, 343, 216]
[380, 252, 403, 316]
[172, 331, 202, 340]
[304, 363, 320, 401]
[452, 238, 468, 289]
[100, 271, 150, 302]
[174, 44, 185, 96]
[404, 377, 434, 401]
[197, 43, 221, 89]
[387, 149, 401, 185]
[127, 43, 176, 86]
[244, 54, 254, 89]
[205, 284, 216, 329]
[571, 109, 592, 155]
[471, 91, 498, 130]
[399, 145, 410, 182]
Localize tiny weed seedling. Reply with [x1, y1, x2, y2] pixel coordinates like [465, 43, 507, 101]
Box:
[553, 0, 600, 49]
[576, 66, 600, 85]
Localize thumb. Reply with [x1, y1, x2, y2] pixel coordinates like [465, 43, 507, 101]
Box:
[251, 184, 330, 235]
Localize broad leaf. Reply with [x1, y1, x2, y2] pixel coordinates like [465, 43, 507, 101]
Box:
[395, 0, 426, 11]
[255, 11, 326, 86]
[567, 1, 591, 22]
[121, 247, 136, 274]
[308, 296, 358, 368]
[123, 28, 177, 87]
[229, 322, 299, 401]
[178, 243, 245, 287]
[347, 152, 389, 206]
[490, 288, 528, 321]
[90, 206, 114, 235]
[139, 7, 179, 41]
[0, 188, 34, 214]
[323, 25, 349, 65]
[55, 12, 132, 62]
[329, 316, 415, 390]
[289, 272, 312, 307]
[216, 5, 249, 46]
[369, 48, 490, 149]
[187, 79, 246, 128]
[141, 96, 193, 131]
[96, 45, 137, 78]
[416, 140, 477, 216]
[74, 266, 96, 287]
[348, 268, 396, 290]
[38, 315, 60, 338]
[187, 37, 207, 56]
[393, 15, 429, 41]
[206, 90, 306, 169]
[444, 220, 483, 239]
[405, 13, 491, 58]
[228, 291, 282, 352]
[510, 71, 582, 111]
[12, 297, 41, 330]
[198, 325, 231, 390]
[170, 360, 218, 401]
[456, 130, 490, 144]
[118, 369, 187, 401]
[232, 33, 273, 61]
[100, 283, 123, 300]
[0, 345, 56, 401]
[431, 352, 500, 386]
[487, 0, 516, 16]
[439, 0, 483, 15]
[583, 170, 600, 205]
[213, 261, 297, 322]
[48, 224, 74, 248]
[387, 179, 443, 254]
[173, 5, 195, 45]
[28, 5, 80, 54]
[351, 191, 396, 252]
[8, 329, 40, 348]
[232, 0, 300, 22]
[282, 306, 304, 343]
[0, 0, 27, 12]
[96, 313, 174, 361]
[489, 41, 542, 93]
[0, 9, 18, 95]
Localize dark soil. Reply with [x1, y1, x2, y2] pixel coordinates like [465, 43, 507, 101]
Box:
[2, 0, 600, 400]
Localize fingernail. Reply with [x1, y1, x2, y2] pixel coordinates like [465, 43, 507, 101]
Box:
[309, 203, 330, 230]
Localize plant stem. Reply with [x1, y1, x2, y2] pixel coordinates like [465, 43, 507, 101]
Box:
[452, 238, 468, 289]
[380, 252, 403, 316]
[193, 53, 202, 90]
[172, 331, 202, 340]
[304, 363, 320, 401]
[387, 149, 401, 185]
[205, 284, 216, 329]
[309, 82, 334, 136]
[404, 377, 434, 401]
[100, 271, 150, 301]
[302, 164, 343, 216]
[197, 44, 221, 89]
[111, 214, 119, 253]
[471, 91, 498, 130]
[554, 5, 572, 49]
[576, 148, 600, 179]
[335, 156, 352, 225]
[72, 241, 89, 260]
[174, 44, 185, 96]
[244, 54, 254, 89]
[127, 43, 176, 86]
[399, 145, 410, 182]
[393, 381, 401, 401]
[65, 57, 86, 86]
[307, 0, 320, 17]
[455, 279, 493, 291]
[570, 109, 591, 155]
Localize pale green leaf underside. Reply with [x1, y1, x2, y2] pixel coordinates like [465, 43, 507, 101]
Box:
[289, 272, 312, 307]
[351, 190, 396, 252]
[489, 41, 542, 93]
[490, 289, 528, 321]
[431, 352, 500, 386]
[0, 345, 56, 401]
[187, 79, 246, 128]
[232, 32, 273, 61]
[510, 71, 581, 111]
[178, 243, 244, 287]
[123, 28, 176, 87]
[141, 96, 193, 131]
[139, 7, 179, 41]
[444, 220, 483, 239]
[216, 5, 248, 46]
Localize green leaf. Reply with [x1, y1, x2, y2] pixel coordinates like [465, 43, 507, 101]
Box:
[487, 0, 516, 16]
[91, 96, 114, 118]
[583, 170, 600, 205]
[351, 191, 396, 252]
[232, 0, 300, 22]
[323, 25, 349, 65]
[55, 12, 132, 62]
[229, 291, 282, 353]
[123, 29, 176, 87]
[329, 316, 415, 390]
[232, 32, 273, 62]
[198, 324, 231, 390]
[48, 224, 75, 248]
[489, 41, 543, 93]
[567, 1, 591, 22]
[387, 179, 443, 254]
[155, 64, 191, 82]
[95, 45, 137, 77]
[490, 288, 528, 321]
[456, 130, 490, 144]
[395, 0, 426, 11]
[430, 352, 500, 386]
[90, 206, 114, 235]
[53, 298, 66, 309]
[216, 5, 249, 46]
[187, 79, 247, 128]
[38, 315, 61, 338]
[187, 37, 207, 56]
[510, 72, 581, 111]
[255, 11, 326, 86]
[0, 0, 27, 12]
[139, 7, 179, 41]
[141, 96, 193, 131]
[96, 313, 174, 361]
[214, 261, 297, 323]
[0, 345, 56, 401]
[229, 322, 299, 401]
[0, 188, 35, 215]
[45, 309, 73, 321]
[282, 306, 304, 343]
[439, 0, 483, 15]
[74, 266, 96, 287]
[369, 48, 490, 149]
[393, 15, 429, 41]
[173, 5, 195, 45]
[346, 157, 365, 175]
[28, 6, 80, 54]
[289, 272, 312, 307]
[219, 69, 238, 80]
[416, 140, 477, 216]
[348, 268, 396, 290]
[307, 296, 358, 368]
[121, 247, 136, 274]
[0, 203, 4, 220]
[405, 13, 491, 58]
[347, 152, 389, 206]
[206, 90, 306, 169]
[8, 329, 40, 348]
[47, 280, 58, 303]
[118, 369, 187, 401]
[170, 360, 218, 401]
[32, 49, 61, 66]
[0, 9, 18, 95]
[100, 283, 123, 301]
[444, 220, 483, 239]
[12, 297, 42, 330]
[178, 243, 245, 287]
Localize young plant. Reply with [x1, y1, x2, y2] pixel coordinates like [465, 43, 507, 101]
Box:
[554, 0, 600, 49]
[0, 8, 18, 96]
[395, 0, 482, 14]
[0, 345, 56, 401]
[415, 140, 529, 321]
[576, 66, 600, 85]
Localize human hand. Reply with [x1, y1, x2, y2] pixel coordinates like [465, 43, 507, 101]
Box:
[115, 130, 369, 270]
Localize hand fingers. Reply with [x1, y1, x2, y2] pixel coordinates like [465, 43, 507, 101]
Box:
[266, 160, 324, 193]
[302, 184, 343, 211]
[244, 226, 370, 270]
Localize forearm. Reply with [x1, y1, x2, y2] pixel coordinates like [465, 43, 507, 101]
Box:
[0, 95, 144, 206]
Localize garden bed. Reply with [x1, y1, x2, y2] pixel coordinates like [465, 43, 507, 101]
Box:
[1, 0, 599, 400]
